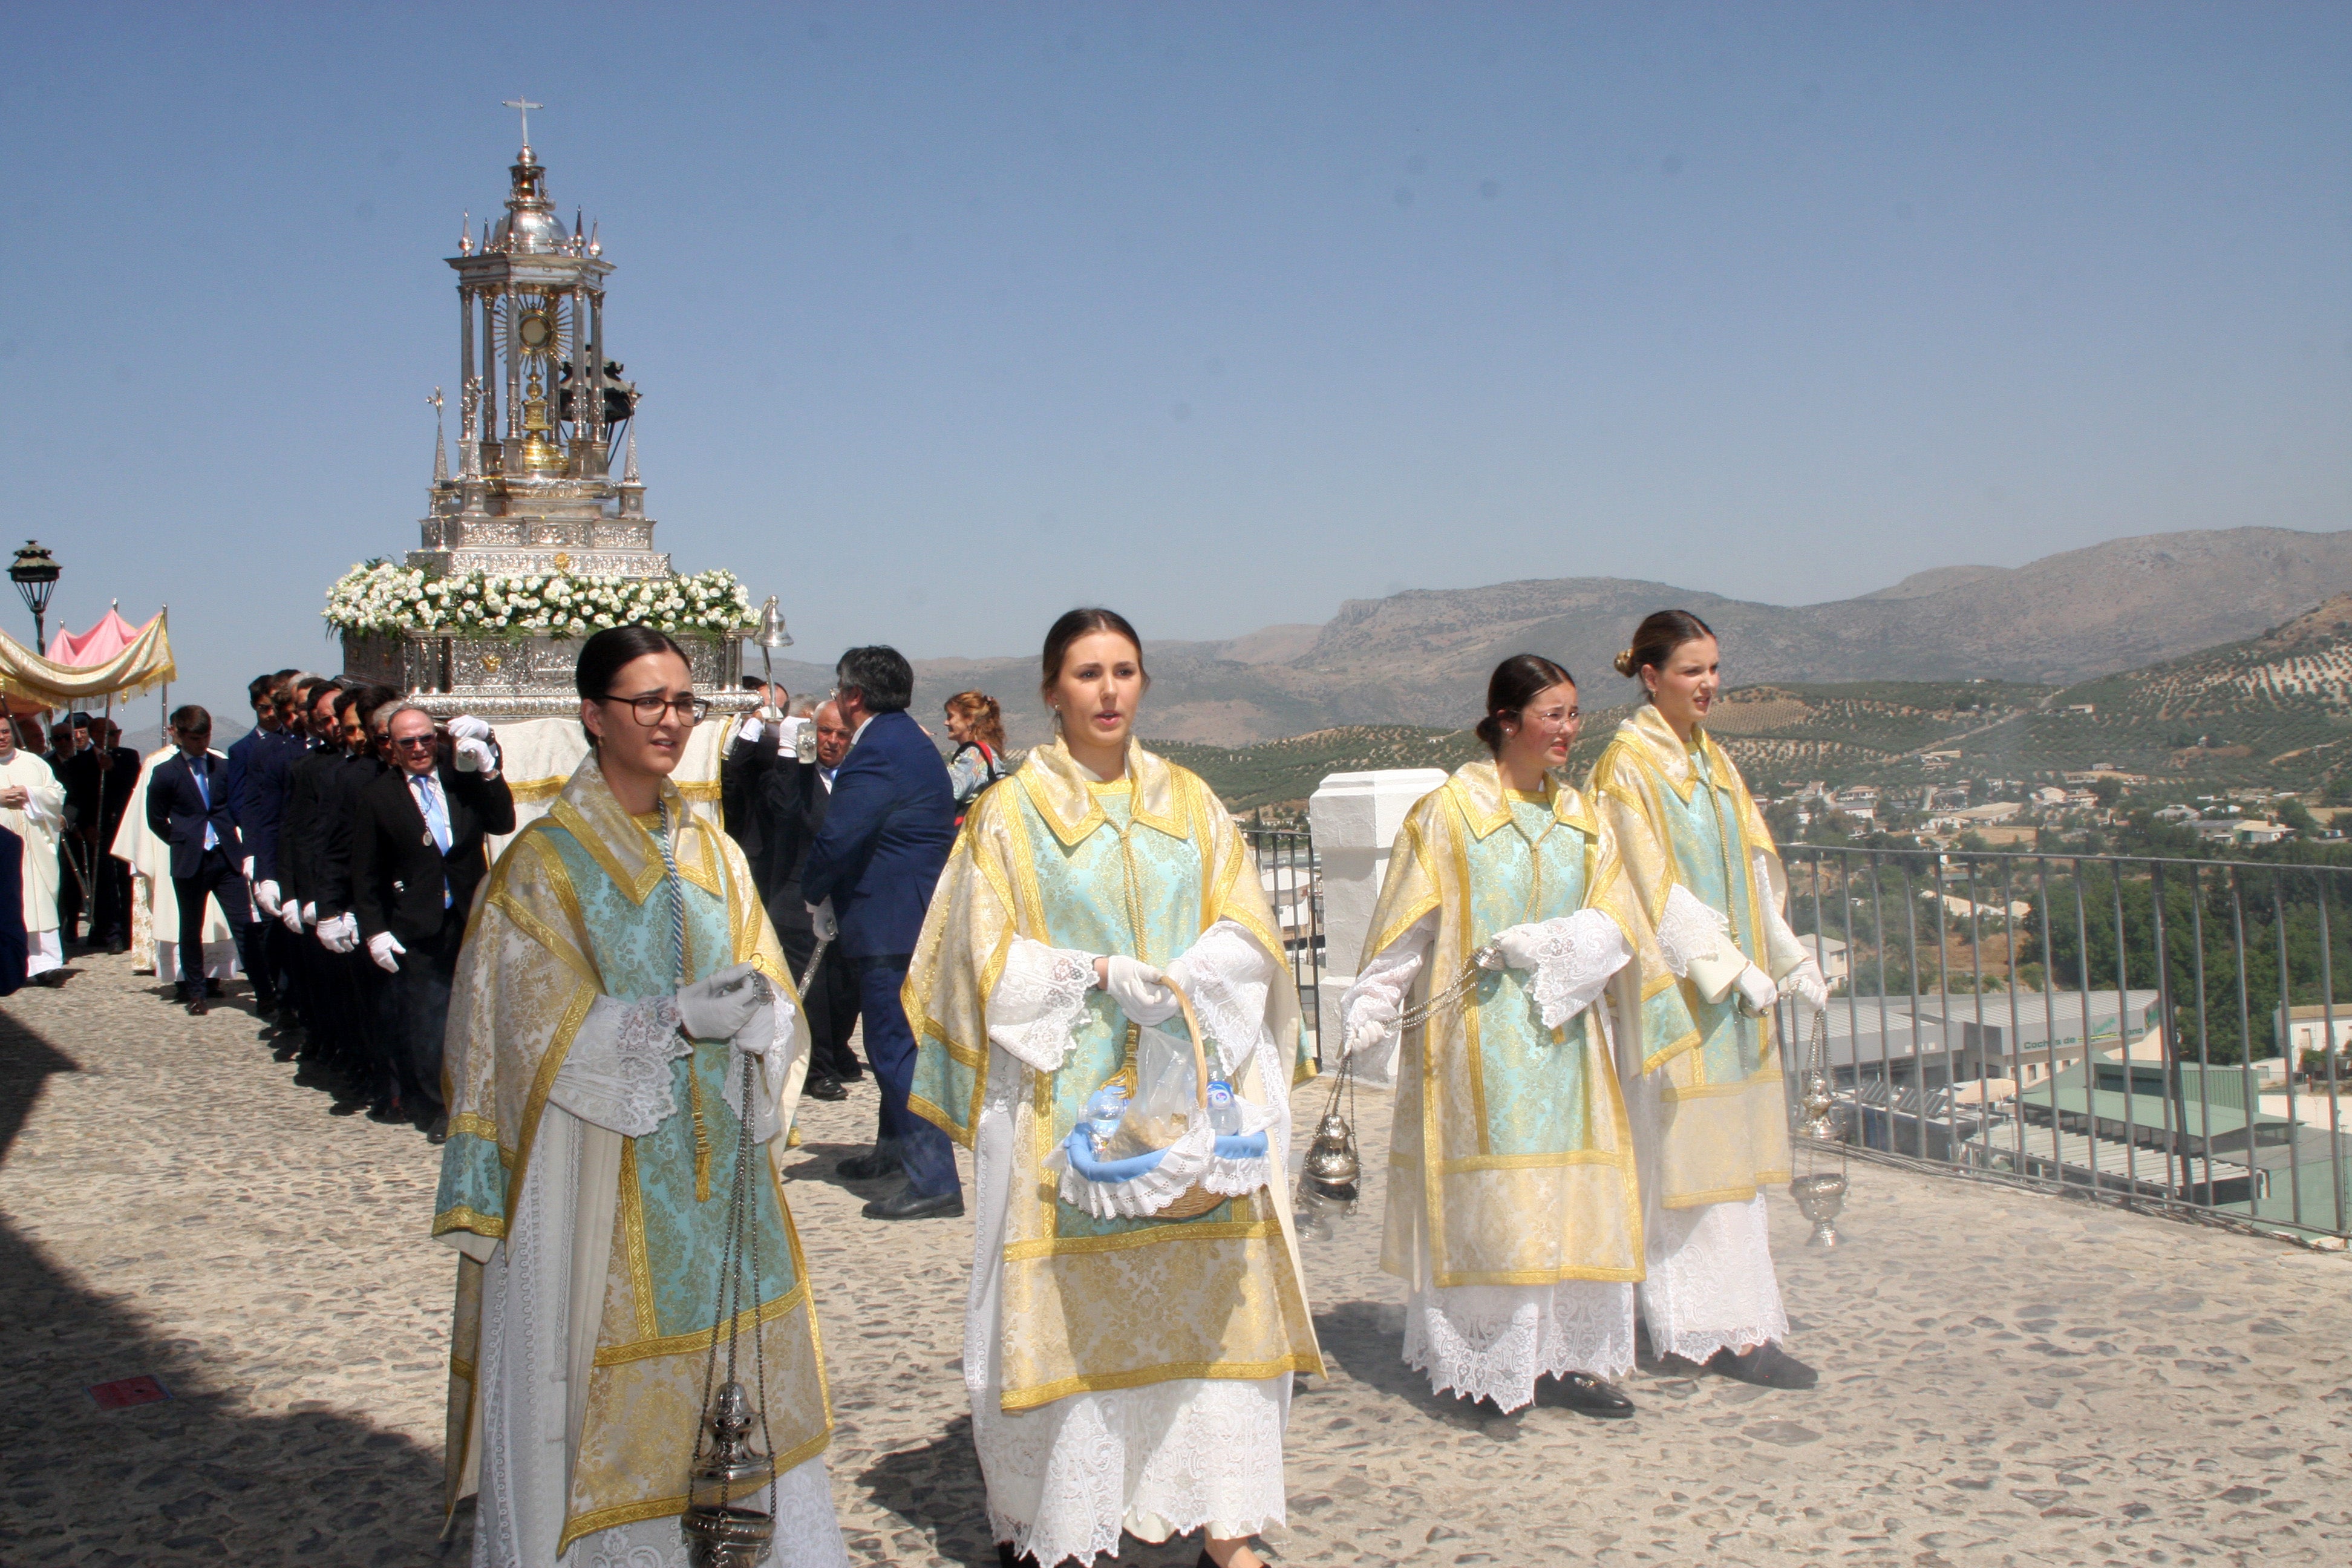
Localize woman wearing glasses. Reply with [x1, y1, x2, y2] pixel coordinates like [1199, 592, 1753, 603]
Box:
[906, 607, 1321, 1568]
[1586, 610, 1828, 1391]
[434, 626, 849, 1566]
[1336, 655, 1685, 1417]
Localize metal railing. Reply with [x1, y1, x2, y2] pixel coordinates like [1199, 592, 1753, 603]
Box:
[1241, 825, 1325, 1062]
[1781, 845, 2352, 1242]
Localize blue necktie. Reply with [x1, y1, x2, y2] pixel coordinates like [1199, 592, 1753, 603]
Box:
[192, 760, 218, 850]
[411, 773, 454, 907]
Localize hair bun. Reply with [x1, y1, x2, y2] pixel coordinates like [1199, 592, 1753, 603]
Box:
[1611, 647, 1639, 678]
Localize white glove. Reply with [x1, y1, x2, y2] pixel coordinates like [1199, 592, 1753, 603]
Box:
[776, 715, 809, 752]
[805, 899, 838, 942]
[1103, 955, 1178, 1027]
[1733, 962, 1779, 1016]
[453, 736, 497, 774]
[252, 878, 282, 918]
[734, 715, 766, 745]
[676, 960, 767, 1041]
[318, 911, 359, 954]
[1342, 995, 1400, 1060]
[368, 930, 405, 973]
[302, 900, 318, 929]
[280, 897, 305, 933]
[447, 714, 493, 742]
[1491, 922, 1552, 973]
[241, 856, 256, 880]
[1782, 956, 1829, 1014]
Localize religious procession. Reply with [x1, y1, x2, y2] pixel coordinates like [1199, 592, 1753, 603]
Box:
[0, 119, 1836, 1568]
[403, 604, 1824, 1568]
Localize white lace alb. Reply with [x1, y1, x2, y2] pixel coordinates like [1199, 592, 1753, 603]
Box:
[1402, 1281, 1637, 1411]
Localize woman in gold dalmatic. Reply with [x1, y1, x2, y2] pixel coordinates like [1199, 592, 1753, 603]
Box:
[1587, 609, 1828, 1390]
[906, 608, 1321, 1568]
[434, 627, 845, 1566]
[1336, 655, 1690, 1417]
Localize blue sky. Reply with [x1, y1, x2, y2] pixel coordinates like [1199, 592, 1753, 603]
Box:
[4, 2, 2348, 719]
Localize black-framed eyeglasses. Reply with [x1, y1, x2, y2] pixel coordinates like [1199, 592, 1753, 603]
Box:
[603, 692, 711, 727]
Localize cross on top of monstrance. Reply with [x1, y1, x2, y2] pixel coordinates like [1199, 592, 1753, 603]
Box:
[503, 97, 544, 149]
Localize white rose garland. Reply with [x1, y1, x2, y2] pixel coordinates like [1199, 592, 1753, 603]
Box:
[322, 561, 753, 638]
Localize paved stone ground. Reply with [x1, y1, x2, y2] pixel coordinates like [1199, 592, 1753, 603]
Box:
[4, 950, 2351, 1566]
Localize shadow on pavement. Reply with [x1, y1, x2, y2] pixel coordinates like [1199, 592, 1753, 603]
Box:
[0, 1007, 78, 1167]
[0, 1010, 464, 1566]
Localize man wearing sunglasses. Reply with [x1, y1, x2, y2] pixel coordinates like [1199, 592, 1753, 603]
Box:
[348, 704, 514, 1142]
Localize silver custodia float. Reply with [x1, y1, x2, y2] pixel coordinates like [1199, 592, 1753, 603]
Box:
[338, 124, 753, 722]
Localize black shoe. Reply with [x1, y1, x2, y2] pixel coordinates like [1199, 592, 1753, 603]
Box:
[425, 1114, 449, 1146]
[36, 970, 68, 988]
[1552, 1371, 1637, 1418]
[835, 1148, 901, 1182]
[1708, 1344, 1818, 1390]
[998, 1543, 1040, 1568]
[804, 1074, 847, 1102]
[185, 995, 207, 1015]
[204, 978, 224, 998]
[863, 1184, 964, 1221]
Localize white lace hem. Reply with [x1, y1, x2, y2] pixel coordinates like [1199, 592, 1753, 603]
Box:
[988, 939, 1096, 1073]
[549, 996, 688, 1138]
[1511, 909, 1632, 1030]
[1402, 1281, 1636, 1412]
[1638, 1192, 1789, 1365]
[1652, 882, 1731, 978]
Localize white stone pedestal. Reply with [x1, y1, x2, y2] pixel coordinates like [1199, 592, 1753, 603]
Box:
[1308, 768, 1448, 1086]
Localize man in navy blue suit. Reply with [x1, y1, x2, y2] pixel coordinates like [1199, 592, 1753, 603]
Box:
[227, 670, 306, 1033]
[146, 705, 273, 1017]
[801, 645, 962, 1220]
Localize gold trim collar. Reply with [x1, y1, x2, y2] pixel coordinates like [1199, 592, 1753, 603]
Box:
[1613, 704, 1723, 805]
[1016, 738, 1188, 848]
[1445, 757, 1595, 840]
[544, 754, 722, 903]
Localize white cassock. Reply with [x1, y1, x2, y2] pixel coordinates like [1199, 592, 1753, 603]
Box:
[0, 749, 65, 976]
[108, 745, 237, 982]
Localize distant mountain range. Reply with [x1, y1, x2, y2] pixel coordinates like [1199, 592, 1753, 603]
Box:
[759, 525, 2352, 749]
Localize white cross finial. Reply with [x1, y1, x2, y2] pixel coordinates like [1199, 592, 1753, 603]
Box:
[503, 97, 544, 147]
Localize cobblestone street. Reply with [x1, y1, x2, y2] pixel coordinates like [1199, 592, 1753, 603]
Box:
[4, 950, 2351, 1566]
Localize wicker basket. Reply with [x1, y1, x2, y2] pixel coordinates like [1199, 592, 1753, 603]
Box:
[1082, 981, 1236, 1221]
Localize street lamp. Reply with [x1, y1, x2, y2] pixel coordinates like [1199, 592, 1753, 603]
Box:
[8, 541, 59, 654]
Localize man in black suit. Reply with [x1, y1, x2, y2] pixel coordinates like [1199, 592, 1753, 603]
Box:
[145, 705, 272, 1017]
[51, 711, 97, 947]
[277, 676, 345, 1062]
[351, 703, 513, 1140]
[724, 697, 863, 1100]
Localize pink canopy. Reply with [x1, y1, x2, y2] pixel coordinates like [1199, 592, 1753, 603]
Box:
[47, 605, 142, 666]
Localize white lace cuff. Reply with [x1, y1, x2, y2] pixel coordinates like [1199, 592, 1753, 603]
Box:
[1161, 918, 1278, 1080]
[549, 995, 690, 1137]
[988, 938, 1096, 1073]
[1521, 909, 1633, 1031]
[1653, 882, 1731, 978]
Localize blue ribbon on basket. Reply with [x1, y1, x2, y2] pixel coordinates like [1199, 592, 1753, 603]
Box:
[1060, 1126, 1269, 1183]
